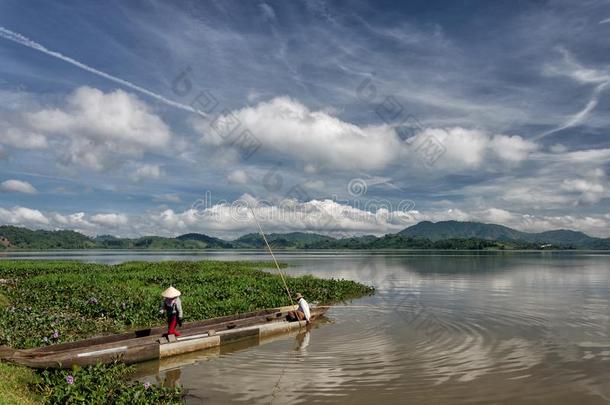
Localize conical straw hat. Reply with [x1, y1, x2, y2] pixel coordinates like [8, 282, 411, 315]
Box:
[161, 286, 181, 298]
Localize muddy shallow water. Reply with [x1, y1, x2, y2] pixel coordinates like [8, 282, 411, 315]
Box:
[6, 250, 610, 404]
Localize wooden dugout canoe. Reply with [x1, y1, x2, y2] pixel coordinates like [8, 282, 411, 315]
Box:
[0, 305, 327, 369]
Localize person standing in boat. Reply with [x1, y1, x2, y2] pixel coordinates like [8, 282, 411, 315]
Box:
[287, 293, 311, 324]
[159, 286, 183, 337]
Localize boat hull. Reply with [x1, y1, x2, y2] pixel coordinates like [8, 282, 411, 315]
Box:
[0, 305, 327, 369]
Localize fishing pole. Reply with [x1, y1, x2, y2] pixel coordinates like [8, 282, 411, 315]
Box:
[249, 207, 294, 304]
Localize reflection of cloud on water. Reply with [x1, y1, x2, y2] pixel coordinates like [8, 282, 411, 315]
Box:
[175, 314, 408, 404]
[419, 337, 544, 384]
[148, 253, 610, 403]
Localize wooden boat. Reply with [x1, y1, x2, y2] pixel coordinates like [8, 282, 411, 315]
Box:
[0, 305, 327, 369]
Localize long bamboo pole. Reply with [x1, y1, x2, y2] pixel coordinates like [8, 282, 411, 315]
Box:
[249, 207, 294, 304]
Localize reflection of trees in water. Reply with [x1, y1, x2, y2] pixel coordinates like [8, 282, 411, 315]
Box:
[325, 253, 524, 294]
[393, 253, 523, 275]
[152, 254, 610, 403]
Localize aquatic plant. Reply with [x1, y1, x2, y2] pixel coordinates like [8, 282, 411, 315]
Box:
[0, 260, 374, 349]
[36, 362, 182, 404]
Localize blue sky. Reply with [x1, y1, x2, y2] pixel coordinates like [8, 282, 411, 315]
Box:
[1, 0, 610, 238]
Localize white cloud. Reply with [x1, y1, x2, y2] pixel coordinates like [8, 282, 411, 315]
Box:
[489, 134, 538, 162]
[53, 212, 93, 229]
[544, 48, 609, 84]
[410, 127, 537, 170]
[196, 97, 401, 171]
[26, 86, 172, 170]
[90, 213, 129, 227]
[3, 200, 610, 238]
[303, 180, 325, 190]
[153, 194, 182, 203]
[0, 127, 48, 149]
[550, 143, 568, 153]
[131, 164, 163, 181]
[259, 3, 276, 20]
[481, 207, 515, 223]
[561, 169, 608, 204]
[227, 169, 248, 184]
[0, 179, 37, 194]
[124, 196, 422, 237]
[0, 206, 48, 226]
[539, 49, 610, 139]
[196, 97, 537, 173]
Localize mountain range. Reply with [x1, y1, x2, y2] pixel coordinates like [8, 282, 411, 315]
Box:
[0, 221, 609, 250]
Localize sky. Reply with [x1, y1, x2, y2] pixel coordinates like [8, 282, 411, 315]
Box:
[1, 0, 610, 238]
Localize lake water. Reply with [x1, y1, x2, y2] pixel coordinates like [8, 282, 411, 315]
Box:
[4, 250, 610, 404]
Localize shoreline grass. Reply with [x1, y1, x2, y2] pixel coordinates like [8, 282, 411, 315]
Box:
[0, 260, 374, 404]
[0, 361, 41, 405]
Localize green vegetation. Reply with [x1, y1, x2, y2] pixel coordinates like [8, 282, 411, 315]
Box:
[303, 234, 539, 250]
[0, 362, 40, 405]
[36, 363, 181, 404]
[0, 226, 97, 250]
[399, 220, 600, 247]
[0, 226, 231, 250]
[0, 260, 373, 349]
[233, 232, 335, 248]
[2, 222, 608, 250]
[0, 362, 181, 405]
[0, 260, 373, 403]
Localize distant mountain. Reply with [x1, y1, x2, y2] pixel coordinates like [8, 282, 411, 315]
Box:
[233, 232, 334, 248]
[530, 230, 596, 246]
[176, 233, 234, 248]
[399, 221, 609, 248]
[302, 233, 534, 250]
[1, 222, 609, 250]
[0, 226, 235, 250]
[0, 226, 98, 249]
[400, 221, 525, 241]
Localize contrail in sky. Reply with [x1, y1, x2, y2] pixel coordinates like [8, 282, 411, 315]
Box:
[0, 26, 200, 115]
[534, 81, 609, 140]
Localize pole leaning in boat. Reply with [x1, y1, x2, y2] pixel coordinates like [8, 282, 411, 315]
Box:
[249, 206, 294, 304]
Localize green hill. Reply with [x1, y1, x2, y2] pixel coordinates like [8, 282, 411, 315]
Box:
[399, 221, 526, 241]
[176, 233, 234, 248]
[1, 221, 609, 250]
[399, 221, 608, 248]
[0, 226, 97, 249]
[233, 232, 335, 248]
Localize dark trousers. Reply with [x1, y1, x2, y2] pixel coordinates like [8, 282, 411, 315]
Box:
[286, 310, 306, 322]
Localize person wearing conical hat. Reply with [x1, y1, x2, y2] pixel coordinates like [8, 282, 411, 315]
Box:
[159, 286, 183, 337]
[286, 292, 311, 324]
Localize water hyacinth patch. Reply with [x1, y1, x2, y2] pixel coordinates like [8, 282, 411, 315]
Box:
[0, 260, 374, 349]
[36, 363, 182, 404]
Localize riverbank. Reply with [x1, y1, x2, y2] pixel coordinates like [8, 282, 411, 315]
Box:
[0, 260, 374, 404]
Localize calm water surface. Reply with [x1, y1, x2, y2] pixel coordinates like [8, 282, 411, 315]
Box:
[4, 250, 610, 404]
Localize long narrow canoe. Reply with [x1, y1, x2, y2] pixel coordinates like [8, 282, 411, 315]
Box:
[0, 305, 327, 369]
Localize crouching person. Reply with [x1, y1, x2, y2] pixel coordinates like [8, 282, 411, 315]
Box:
[160, 286, 183, 337]
[287, 293, 311, 324]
